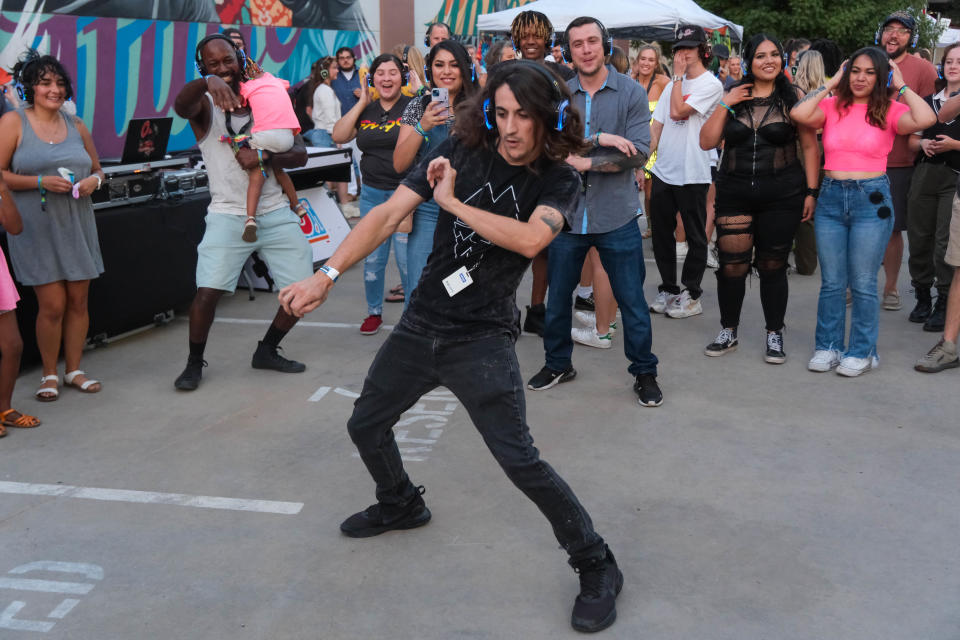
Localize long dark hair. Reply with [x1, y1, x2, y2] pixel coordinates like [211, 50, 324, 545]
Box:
[12, 50, 74, 105]
[426, 39, 479, 106]
[738, 34, 799, 112]
[454, 60, 588, 165]
[835, 47, 892, 129]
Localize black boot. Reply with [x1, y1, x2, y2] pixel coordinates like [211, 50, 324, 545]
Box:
[570, 546, 623, 633]
[924, 294, 947, 332]
[523, 303, 545, 336]
[909, 287, 933, 323]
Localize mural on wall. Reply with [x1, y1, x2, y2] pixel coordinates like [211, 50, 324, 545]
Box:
[0, 1, 376, 157]
[0, 0, 368, 29]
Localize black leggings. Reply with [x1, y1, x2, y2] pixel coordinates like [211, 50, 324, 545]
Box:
[714, 169, 804, 331]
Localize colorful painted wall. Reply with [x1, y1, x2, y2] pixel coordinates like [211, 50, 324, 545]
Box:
[0, 2, 378, 158]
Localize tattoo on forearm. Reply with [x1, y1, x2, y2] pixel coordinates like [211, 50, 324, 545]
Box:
[796, 86, 827, 106]
[537, 209, 564, 234]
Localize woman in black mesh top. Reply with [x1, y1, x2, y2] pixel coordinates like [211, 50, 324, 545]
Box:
[698, 34, 820, 364]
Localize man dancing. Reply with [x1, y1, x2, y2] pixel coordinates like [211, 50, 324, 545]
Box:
[172, 34, 313, 390]
[280, 61, 622, 633]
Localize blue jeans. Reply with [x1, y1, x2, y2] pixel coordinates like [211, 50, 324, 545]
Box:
[346, 326, 606, 563]
[544, 219, 658, 377]
[359, 185, 408, 316]
[814, 176, 895, 358]
[404, 199, 439, 309]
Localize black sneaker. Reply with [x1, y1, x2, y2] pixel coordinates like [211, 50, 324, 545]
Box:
[174, 356, 206, 391]
[764, 330, 786, 364]
[527, 365, 576, 390]
[704, 327, 738, 357]
[570, 546, 623, 633]
[523, 303, 546, 336]
[251, 341, 306, 373]
[923, 295, 947, 333]
[633, 373, 663, 407]
[340, 486, 432, 538]
[574, 294, 595, 311]
[909, 289, 932, 323]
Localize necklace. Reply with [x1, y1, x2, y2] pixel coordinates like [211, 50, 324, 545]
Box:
[29, 110, 64, 144]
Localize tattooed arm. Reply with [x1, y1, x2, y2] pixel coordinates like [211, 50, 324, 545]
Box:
[789, 85, 830, 129]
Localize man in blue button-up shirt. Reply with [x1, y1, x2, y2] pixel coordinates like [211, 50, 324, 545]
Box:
[526, 16, 662, 407]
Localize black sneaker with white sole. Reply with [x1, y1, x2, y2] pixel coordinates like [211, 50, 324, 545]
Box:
[764, 330, 786, 364]
[633, 373, 663, 407]
[704, 327, 738, 356]
[527, 365, 576, 390]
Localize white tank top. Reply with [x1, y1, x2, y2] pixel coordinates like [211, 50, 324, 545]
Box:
[197, 94, 288, 216]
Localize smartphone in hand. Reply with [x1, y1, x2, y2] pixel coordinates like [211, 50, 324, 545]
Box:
[431, 87, 450, 117]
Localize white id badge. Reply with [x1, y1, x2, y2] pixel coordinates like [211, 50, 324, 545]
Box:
[442, 266, 473, 297]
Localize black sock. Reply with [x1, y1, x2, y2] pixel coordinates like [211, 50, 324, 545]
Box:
[189, 340, 206, 360]
[262, 324, 288, 348]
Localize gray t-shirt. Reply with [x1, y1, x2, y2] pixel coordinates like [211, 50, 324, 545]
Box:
[197, 94, 287, 216]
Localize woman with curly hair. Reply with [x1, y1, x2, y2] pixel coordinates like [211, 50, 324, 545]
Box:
[791, 47, 935, 376]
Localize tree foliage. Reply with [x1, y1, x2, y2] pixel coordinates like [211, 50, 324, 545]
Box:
[698, 0, 945, 55]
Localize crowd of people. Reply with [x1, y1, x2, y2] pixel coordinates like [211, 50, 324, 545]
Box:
[0, 7, 958, 632]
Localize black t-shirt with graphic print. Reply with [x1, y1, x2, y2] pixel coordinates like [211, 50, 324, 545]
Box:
[399, 136, 580, 341]
[355, 96, 412, 190]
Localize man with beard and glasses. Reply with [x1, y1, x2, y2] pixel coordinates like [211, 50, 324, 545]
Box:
[875, 11, 938, 314]
[171, 34, 311, 391]
[527, 16, 661, 407]
[279, 60, 624, 634]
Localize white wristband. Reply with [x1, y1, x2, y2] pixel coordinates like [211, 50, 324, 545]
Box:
[94, 175, 102, 190]
[318, 264, 340, 283]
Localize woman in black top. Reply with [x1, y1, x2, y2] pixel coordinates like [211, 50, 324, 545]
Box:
[699, 34, 820, 364]
[905, 41, 960, 331]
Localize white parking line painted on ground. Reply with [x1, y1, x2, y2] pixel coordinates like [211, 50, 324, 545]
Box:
[0, 578, 93, 595]
[0, 482, 303, 515]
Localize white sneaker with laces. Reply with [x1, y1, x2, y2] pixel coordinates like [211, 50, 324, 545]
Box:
[807, 349, 841, 372]
[665, 291, 703, 318]
[649, 291, 677, 314]
[676, 241, 688, 258]
[706, 243, 719, 269]
[836, 355, 880, 377]
[571, 326, 613, 349]
[574, 310, 617, 336]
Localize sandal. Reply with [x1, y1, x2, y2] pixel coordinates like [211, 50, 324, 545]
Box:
[35, 374, 59, 402]
[0, 409, 41, 428]
[64, 370, 102, 394]
[385, 284, 404, 303]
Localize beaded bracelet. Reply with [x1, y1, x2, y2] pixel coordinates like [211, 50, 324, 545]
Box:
[37, 175, 46, 211]
[719, 101, 736, 115]
[256, 149, 267, 178]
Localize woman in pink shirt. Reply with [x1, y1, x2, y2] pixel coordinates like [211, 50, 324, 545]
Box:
[791, 46, 935, 376]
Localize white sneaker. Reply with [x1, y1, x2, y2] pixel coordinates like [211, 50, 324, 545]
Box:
[706, 243, 719, 269]
[574, 310, 617, 336]
[676, 241, 689, 259]
[836, 355, 880, 377]
[571, 325, 613, 349]
[807, 349, 841, 372]
[650, 291, 677, 314]
[665, 290, 702, 318]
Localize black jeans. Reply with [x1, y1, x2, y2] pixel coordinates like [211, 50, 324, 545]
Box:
[346, 326, 606, 562]
[649, 175, 709, 299]
[714, 170, 803, 331]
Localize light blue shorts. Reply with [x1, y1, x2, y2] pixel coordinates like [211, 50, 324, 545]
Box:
[196, 206, 313, 293]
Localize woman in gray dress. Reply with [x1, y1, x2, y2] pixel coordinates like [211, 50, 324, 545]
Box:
[0, 52, 105, 401]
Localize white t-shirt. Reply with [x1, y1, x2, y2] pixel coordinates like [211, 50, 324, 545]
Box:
[311, 83, 341, 133]
[651, 71, 723, 185]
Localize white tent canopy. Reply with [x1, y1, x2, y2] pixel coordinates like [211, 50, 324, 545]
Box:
[477, 0, 743, 43]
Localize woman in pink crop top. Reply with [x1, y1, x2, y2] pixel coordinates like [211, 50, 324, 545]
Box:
[791, 46, 935, 377]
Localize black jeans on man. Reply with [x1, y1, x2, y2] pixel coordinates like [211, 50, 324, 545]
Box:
[346, 326, 606, 562]
[649, 175, 710, 299]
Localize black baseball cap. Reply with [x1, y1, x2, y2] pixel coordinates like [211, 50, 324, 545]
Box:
[881, 11, 916, 33]
[712, 43, 730, 59]
[673, 24, 707, 50]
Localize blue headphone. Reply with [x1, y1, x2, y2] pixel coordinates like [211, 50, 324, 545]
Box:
[195, 33, 247, 77]
[482, 60, 569, 132]
[511, 33, 556, 57]
[424, 41, 477, 85]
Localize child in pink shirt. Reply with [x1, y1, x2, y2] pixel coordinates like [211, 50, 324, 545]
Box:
[236, 61, 305, 242]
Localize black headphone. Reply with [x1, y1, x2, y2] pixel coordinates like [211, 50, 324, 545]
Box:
[424, 22, 452, 48]
[562, 19, 612, 64]
[875, 20, 919, 49]
[511, 33, 556, 57]
[367, 54, 409, 87]
[424, 41, 476, 85]
[195, 33, 248, 76]
[482, 60, 569, 132]
[402, 45, 410, 65]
